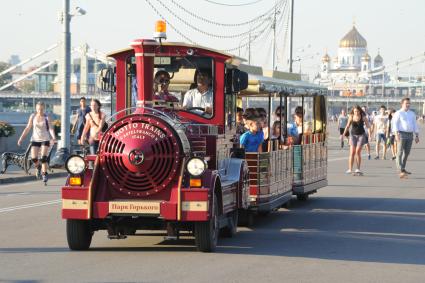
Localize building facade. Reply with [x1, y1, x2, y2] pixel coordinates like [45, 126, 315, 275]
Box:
[315, 25, 388, 97]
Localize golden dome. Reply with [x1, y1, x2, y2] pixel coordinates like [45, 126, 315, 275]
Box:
[322, 53, 330, 62]
[339, 26, 367, 48]
[361, 53, 371, 61]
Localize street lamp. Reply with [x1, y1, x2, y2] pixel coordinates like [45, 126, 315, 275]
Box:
[52, 0, 86, 167]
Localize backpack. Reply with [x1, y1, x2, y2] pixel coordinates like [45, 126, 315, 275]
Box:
[33, 114, 49, 131]
[88, 112, 108, 133]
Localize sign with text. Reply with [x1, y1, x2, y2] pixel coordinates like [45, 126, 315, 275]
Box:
[109, 201, 161, 214]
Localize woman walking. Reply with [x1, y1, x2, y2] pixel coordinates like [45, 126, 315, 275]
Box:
[386, 108, 397, 161]
[80, 99, 106, 154]
[343, 105, 371, 175]
[17, 102, 56, 182]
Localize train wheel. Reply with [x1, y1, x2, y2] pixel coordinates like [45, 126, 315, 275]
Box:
[195, 193, 219, 252]
[66, 219, 93, 250]
[297, 194, 309, 201]
[220, 210, 238, 238]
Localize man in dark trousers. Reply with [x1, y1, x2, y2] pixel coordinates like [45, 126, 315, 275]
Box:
[72, 97, 91, 145]
[392, 97, 420, 178]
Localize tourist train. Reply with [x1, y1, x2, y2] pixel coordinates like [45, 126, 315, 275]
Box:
[61, 21, 328, 252]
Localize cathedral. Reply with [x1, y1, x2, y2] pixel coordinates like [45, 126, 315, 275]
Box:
[315, 25, 386, 96]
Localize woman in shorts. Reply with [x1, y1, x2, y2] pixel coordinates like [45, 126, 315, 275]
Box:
[343, 105, 371, 174]
[17, 101, 56, 182]
[80, 99, 106, 154]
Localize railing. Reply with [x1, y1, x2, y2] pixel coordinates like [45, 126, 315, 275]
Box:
[245, 148, 293, 199]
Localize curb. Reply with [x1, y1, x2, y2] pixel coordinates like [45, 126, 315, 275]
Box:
[0, 172, 68, 185]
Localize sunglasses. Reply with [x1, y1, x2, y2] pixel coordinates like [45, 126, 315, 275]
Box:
[158, 78, 170, 84]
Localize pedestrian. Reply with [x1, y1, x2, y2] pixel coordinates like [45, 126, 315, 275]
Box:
[361, 106, 373, 160]
[392, 97, 420, 178]
[80, 99, 106, 155]
[17, 101, 57, 182]
[373, 105, 388, 159]
[337, 108, 349, 148]
[386, 108, 397, 160]
[343, 105, 371, 175]
[71, 97, 91, 145]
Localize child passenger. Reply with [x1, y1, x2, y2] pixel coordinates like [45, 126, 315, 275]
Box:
[239, 109, 264, 152]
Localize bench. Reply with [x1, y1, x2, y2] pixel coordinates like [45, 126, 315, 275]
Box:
[0, 143, 55, 175]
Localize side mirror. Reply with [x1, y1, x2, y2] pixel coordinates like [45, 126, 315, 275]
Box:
[225, 69, 248, 94]
[97, 67, 115, 92]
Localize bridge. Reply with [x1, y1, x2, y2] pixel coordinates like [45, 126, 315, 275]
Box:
[327, 95, 425, 114]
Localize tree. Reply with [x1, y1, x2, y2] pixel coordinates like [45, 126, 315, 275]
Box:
[18, 79, 35, 93]
[0, 62, 12, 87]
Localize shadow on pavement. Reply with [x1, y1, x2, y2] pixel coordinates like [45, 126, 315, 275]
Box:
[216, 197, 425, 265]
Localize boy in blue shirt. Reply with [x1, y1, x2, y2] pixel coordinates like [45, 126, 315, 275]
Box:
[240, 110, 264, 152]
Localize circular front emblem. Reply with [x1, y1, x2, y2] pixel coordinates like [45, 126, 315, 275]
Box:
[128, 149, 145, 166]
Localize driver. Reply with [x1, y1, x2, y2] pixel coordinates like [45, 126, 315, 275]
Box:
[153, 70, 179, 102]
[182, 69, 213, 116]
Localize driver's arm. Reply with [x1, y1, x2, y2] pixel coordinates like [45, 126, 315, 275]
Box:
[205, 106, 212, 114]
[182, 90, 192, 109]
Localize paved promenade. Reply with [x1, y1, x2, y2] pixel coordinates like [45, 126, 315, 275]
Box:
[0, 125, 424, 282]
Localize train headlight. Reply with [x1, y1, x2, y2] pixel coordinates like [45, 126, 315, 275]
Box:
[65, 155, 86, 175]
[186, 157, 207, 177]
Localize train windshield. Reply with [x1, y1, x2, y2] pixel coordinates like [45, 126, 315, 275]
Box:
[126, 56, 215, 118]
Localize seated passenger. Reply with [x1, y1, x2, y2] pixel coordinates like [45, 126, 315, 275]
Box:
[294, 106, 312, 134]
[236, 107, 245, 135]
[274, 106, 298, 137]
[270, 121, 289, 150]
[153, 70, 179, 103]
[256, 108, 270, 152]
[182, 69, 213, 116]
[239, 110, 264, 153]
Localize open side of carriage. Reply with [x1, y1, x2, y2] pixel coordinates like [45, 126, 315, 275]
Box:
[237, 68, 328, 207]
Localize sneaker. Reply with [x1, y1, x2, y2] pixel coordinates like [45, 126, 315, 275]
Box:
[403, 170, 412, 175]
[345, 169, 352, 174]
[42, 173, 48, 183]
[391, 156, 396, 160]
[374, 156, 379, 160]
[399, 172, 408, 179]
[355, 169, 362, 173]
[368, 155, 371, 160]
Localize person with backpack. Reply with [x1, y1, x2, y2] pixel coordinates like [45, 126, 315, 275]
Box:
[80, 99, 107, 154]
[17, 101, 56, 182]
[71, 97, 91, 144]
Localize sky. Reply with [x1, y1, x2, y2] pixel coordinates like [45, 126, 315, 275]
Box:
[1, 0, 424, 78]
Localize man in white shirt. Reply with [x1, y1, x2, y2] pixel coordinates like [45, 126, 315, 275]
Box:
[373, 105, 388, 159]
[183, 70, 213, 117]
[392, 97, 420, 178]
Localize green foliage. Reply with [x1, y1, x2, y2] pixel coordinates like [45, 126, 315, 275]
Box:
[0, 121, 16, 137]
[0, 62, 12, 87]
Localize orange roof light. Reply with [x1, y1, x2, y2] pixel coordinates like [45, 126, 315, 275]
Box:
[154, 20, 167, 40]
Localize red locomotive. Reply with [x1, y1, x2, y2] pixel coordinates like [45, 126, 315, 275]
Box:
[61, 21, 328, 252]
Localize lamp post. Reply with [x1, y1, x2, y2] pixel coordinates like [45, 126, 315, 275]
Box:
[52, 0, 86, 166]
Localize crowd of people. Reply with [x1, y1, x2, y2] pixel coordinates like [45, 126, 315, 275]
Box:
[337, 97, 420, 178]
[237, 105, 308, 153]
